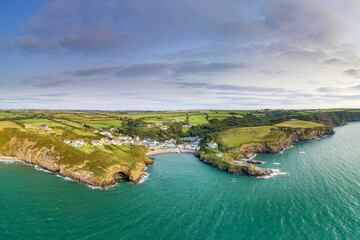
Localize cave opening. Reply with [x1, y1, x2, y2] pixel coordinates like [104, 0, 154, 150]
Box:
[112, 172, 128, 182]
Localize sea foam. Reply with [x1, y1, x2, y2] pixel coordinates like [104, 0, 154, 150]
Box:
[258, 169, 286, 179]
[34, 165, 52, 173]
[0, 159, 21, 164]
[137, 172, 149, 184]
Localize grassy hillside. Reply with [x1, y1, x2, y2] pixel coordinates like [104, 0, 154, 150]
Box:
[217, 120, 326, 149]
[217, 126, 284, 148]
[0, 128, 147, 179]
[275, 120, 324, 129]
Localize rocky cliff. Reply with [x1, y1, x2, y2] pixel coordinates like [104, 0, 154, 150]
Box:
[195, 126, 334, 178]
[228, 126, 334, 159]
[0, 136, 153, 189]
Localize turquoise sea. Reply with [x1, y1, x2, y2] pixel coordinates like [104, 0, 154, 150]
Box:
[1, 122, 360, 240]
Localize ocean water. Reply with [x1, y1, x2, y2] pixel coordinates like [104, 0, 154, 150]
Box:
[1, 122, 360, 240]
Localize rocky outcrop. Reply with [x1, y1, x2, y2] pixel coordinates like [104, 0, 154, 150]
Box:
[1, 137, 153, 189]
[195, 152, 270, 177]
[195, 126, 334, 178]
[228, 126, 334, 159]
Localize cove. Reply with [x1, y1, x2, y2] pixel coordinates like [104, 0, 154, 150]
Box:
[1, 122, 360, 239]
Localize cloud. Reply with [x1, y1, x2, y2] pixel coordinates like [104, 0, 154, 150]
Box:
[279, 50, 325, 61]
[159, 45, 254, 60]
[323, 58, 347, 66]
[170, 81, 290, 94]
[64, 66, 121, 77]
[259, 70, 287, 76]
[20, 61, 247, 88]
[171, 62, 247, 77]
[344, 69, 360, 78]
[5, 0, 345, 55]
[115, 63, 172, 78]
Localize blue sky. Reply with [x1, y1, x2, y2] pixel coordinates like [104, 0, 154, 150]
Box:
[1, 0, 360, 110]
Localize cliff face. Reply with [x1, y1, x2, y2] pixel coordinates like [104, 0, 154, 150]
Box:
[1, 136, 153, 189]
[196, 126, 334, 178]
[228, 127, 334, 159]
[194, 152, 270, 177]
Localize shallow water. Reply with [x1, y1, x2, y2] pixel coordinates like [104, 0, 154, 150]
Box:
[1, 122, 360, 239]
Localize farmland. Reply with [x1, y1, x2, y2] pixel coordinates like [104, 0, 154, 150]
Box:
[217, 126, 284, 148]
[275, 120, 324, 129]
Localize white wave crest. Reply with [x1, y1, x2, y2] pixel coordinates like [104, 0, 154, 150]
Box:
[137, 172, 149, 184]
[34, 165, 52, 173]
[258, 169, 286, 179]
[249, 154, 257, 160]
[0, 159, 21, 164]
[56, 174, 74, 182]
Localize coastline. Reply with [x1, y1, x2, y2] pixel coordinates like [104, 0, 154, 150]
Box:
[0, 155, 114, 189]
[146, 148, 195, 156]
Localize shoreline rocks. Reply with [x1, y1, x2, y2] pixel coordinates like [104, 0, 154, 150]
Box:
[0, 137, 153, 189]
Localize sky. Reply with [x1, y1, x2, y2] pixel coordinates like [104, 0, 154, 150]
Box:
[1, 0, 360, 110]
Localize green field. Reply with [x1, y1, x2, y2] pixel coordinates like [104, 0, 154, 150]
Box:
[217, 126, 284, 148]
[275, 120, 324, 129]
[189, 113, 208, 125]
[0, 121, 23, 130]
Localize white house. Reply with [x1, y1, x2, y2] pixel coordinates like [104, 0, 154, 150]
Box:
[92, 140, 102, 147]
[111, 139, 122, 145]
[208, 142, 218, 149]
[100, 131, 113, 138]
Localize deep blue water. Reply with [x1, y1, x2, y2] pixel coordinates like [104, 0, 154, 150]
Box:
[1, 122, 360, 239]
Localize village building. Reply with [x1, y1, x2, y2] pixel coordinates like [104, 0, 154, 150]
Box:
[91, 140, 102, 147]
[182, 124, 192, 129]
[154, 123, 163, 126]
[160, 126, 169, 130]
[101, 138, 111, 145]
[40, 124, 48, 131]
[111, 139, 122, 145]
[63, 139, 71, 144]
[208, 142, 218, 149]
[216, 153, 223, 158]
[100, 131, 113, 138]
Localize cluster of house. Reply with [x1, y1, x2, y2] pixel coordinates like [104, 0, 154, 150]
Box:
[146, 122, 191, 131]
[139, 138, 177, 149]
[180, 136, 198, 142]
[99, 130, 113, 138]
[91, 137, 123, 147]
[170, 119, 184, 122]
[63, 139, 86, 147]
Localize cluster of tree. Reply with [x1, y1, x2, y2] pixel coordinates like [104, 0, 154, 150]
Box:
[115, 110, 360, 143]
[118, 118, 188, 141]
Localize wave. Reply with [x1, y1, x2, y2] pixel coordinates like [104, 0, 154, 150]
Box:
[137, 172, 149, 184]
[86, 184, 103, 190]
[34, 165, 52, 173]
[249, 154, 257, 160]
[299, 151, 306, 154]
[56, 174, 74, 182]
[278, 145, 294, 154]
[258, 169, 286, 179]
[0, 159, 22, 164]
[273, 162, 282, 165]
